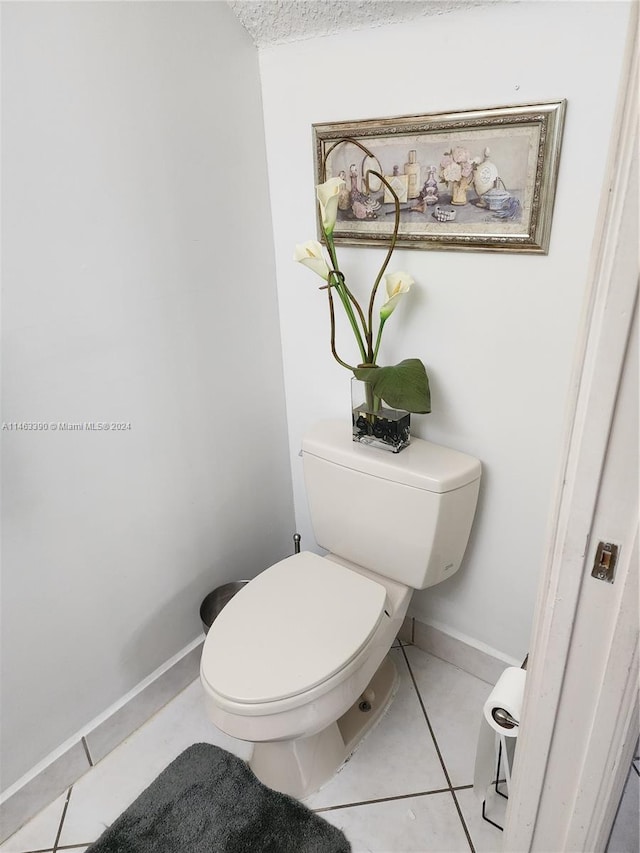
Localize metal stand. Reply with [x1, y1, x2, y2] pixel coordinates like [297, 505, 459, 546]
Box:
[481, 737, 510, 831]
[481, 655, 527, 831]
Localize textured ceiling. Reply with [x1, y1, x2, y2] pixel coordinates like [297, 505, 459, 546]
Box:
[228, 0, 495, 47]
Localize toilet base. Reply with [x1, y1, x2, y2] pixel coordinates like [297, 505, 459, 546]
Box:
[249, 654, 399, 799]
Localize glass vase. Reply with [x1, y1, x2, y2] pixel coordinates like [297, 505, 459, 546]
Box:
[351, 377, 410, 453]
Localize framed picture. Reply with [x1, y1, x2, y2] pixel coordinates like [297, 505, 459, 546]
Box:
[313, 101, 566, 254]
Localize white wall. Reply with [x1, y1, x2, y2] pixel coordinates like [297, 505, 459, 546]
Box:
[1, 1, 294, 790]
[259, 1, 633, 660]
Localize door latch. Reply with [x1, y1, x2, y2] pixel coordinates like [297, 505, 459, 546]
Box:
[591, 541, 620, 584]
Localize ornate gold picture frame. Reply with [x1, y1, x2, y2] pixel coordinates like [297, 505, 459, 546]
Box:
[313, 101, 566, 254]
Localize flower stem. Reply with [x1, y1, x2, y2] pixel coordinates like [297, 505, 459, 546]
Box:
[319, 138, 401, 368]
[325, 233, 368, 364]
[366, 169, 399, 347]
[326, 286, 356, 370]
[332, 270, 370, 353]
[372, 318, 386, 364]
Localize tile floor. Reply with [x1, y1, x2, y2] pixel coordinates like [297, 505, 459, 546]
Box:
[1, 643, 505, 853]
[4, 642, 635, 853]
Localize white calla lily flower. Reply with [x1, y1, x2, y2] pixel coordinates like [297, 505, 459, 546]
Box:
[292, 140, 431, 416]
[316, 177, 346, 235]
[380, 271, 414, 320]
[293, 240, 330, 281]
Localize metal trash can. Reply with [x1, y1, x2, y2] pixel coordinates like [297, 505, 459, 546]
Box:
[200, 581, 248, 634]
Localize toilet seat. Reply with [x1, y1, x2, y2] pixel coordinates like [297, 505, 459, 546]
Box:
[200, 552, 387, 706]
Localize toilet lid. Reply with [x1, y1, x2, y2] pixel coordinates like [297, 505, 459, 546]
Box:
[201, 552, 387, 704]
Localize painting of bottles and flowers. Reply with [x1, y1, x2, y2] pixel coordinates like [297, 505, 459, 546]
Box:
[313, 101, 566, 254]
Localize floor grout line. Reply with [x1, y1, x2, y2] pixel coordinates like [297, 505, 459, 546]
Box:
[7, 848, 55, 853]
[14, 839, 95, 851]
[313, 786, 452, 813]
[401, 645, 477, 853]
[450, 787, 477, 853]
[313, 781, 477, 814]
[51, 787, 72, 853]
[399, 645, 456, 790]
[10, 787, 74, 853]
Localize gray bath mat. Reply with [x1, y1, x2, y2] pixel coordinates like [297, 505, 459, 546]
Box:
[87, 742, 350, 852]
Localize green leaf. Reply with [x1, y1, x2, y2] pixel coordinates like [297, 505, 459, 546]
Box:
[353, 359, 431, 414]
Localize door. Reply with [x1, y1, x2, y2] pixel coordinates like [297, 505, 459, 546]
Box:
[503, 10, 639, 851]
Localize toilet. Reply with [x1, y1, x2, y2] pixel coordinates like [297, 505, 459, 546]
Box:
[200, 419, 481, 799]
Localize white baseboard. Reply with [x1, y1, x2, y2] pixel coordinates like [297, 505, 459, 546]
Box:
[399, 615, 522, 684]
[0, 635, 204, 844]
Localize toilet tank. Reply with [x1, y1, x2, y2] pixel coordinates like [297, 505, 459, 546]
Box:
[301, 420, 481, 590]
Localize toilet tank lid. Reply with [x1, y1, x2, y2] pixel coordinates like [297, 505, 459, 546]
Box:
[302, 420, 481, 494]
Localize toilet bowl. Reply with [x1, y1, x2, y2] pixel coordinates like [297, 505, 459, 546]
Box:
[200, 420, 481, 800]
[200, 551, 412, 798]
